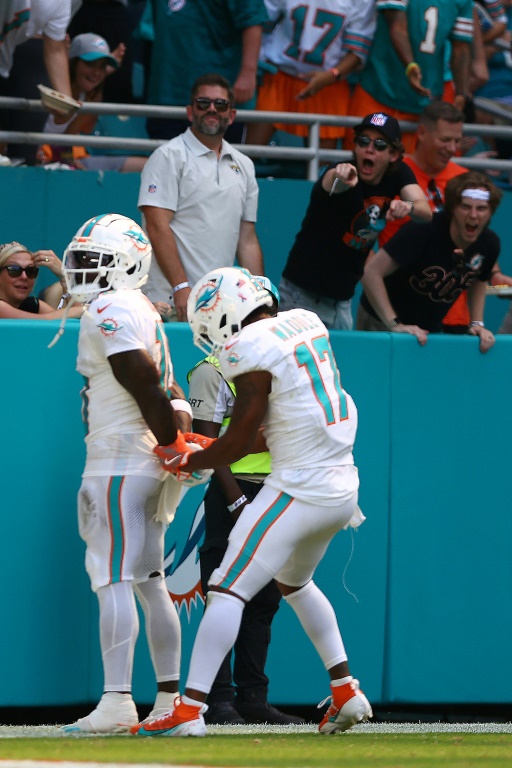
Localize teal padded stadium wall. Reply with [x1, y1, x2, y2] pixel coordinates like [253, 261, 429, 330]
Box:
[1, 321, 512, 708]
[2, 165, 512, 332]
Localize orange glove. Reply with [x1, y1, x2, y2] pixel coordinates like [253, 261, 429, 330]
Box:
[154, 430, 192, 473]
[183, 432, 217, 450]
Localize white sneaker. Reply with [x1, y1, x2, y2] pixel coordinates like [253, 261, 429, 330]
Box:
[318, 679, 372, 734]
[61, 693, 139, 734]
[133, 699, 208, 737]
[141, 692, 178, 724]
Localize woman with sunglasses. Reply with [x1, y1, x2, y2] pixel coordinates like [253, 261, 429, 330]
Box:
[0, 242, 83, 319]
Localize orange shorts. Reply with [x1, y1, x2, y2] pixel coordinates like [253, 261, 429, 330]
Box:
[256, 70, 349, 139]
[346, 85, 420, 153]
[443, 80, 456, 104]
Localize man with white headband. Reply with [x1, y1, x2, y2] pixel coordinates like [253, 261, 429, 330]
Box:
[358, 170, 502, 353]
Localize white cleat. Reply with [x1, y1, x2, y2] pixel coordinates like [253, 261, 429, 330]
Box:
[133, 700, 208, 737]
[60, 693, 139, 734]
[318, 679, 373, 735]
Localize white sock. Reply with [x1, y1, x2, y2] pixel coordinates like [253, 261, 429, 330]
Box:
[186, 591, 244, 694]
[99, 691, 134, 705]
[331, 676, 353, 688]
[182, 694, 204, 708]
[97, 581, 139, 692]
[135, 576, 181, 682]
[284, 580, 347, 669]
[152, 691, 176, 712]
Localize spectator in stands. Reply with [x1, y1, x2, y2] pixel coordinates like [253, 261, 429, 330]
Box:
[138, 73, 264, 321]
[144, 0, 268, 142]
[348, 1, 474, 152]
[358, 171, 501, 354]
[0, 0, 74, 163]
[0, 1, 72, 94]
[377, 100, 512, 333]
[67, 0, 145, 105]
[0, 241, 82, 319]
[476, 1, 508, 49]
[245, 0, 376, 151]
[278, 113, 431, 329]
[472, 1, 512, 157]
[37, 33, 148, 172]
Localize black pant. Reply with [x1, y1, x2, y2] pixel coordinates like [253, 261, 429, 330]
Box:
[200, 478, 281, 704]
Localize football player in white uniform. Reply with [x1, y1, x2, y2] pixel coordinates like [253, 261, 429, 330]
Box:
[60, 213, 193, 733]
[132, 267, 372, 737]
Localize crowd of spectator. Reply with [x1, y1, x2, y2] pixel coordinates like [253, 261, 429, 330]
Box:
[0, 2, 511, 170]
[1, 2, 511, 324]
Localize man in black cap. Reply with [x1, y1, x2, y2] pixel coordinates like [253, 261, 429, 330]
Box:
[278, 112, 432, 329]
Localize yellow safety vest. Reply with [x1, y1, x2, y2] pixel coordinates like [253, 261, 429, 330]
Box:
[188, 356, 271, 475]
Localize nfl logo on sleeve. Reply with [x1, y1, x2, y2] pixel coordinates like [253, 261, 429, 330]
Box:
[148, 184, 157, 194]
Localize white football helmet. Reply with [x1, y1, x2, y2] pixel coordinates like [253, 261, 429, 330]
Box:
[187, 267, 273, 355]
[252, 275, 280, 305]
[62, 213, 152, 302]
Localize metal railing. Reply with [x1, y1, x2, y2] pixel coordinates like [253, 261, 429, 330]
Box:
[1, 95, 512, 181]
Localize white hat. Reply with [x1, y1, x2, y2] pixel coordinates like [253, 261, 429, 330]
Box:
[69, 33, 118, 69]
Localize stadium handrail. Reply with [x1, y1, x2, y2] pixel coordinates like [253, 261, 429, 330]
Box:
[1, 96, 511, 181]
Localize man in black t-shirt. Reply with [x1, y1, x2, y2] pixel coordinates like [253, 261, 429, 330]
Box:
[358, 171, 502, 354]
[279, 112, 432, 329]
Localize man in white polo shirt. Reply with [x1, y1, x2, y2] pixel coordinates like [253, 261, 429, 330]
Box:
[138, 73, 264, 322]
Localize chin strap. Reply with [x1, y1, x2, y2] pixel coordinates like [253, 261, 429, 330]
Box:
[47, 295, 79, 348]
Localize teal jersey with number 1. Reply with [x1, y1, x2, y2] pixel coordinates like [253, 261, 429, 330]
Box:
[358, 0, 473, 115]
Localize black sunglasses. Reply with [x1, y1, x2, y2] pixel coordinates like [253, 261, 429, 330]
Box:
[193, 97, 231, 113]
[0, 264, 39, 278]
[355, 135, 390, 152]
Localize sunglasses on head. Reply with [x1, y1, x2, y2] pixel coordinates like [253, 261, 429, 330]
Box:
[193, 97, 231, 113]
[0, 264, 39, 279]
[355, 135, 390, 152]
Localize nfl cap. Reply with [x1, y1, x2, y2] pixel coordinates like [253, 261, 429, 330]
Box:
[69, 33, 119, 69]
[354, 113, 401, 143]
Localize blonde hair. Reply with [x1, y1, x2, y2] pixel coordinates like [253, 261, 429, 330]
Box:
[0, 242, 32, 269]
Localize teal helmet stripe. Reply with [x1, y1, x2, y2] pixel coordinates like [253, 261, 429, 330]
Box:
[217, 492, 293, 590]
[82, 213, 111, 237]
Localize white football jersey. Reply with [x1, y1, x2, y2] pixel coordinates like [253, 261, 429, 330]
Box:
[218, 308, 358, 504]
[77, 288, 173, 478]
[261, 0, 376, 74]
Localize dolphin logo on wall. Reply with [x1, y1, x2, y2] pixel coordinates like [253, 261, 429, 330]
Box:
[164, 493, 206, 618]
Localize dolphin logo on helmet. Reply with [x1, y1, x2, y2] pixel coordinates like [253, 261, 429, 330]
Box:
[187, 267, 273, 356]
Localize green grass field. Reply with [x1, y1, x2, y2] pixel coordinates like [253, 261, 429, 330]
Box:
[2, 730, 512, 768]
